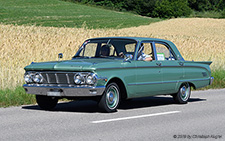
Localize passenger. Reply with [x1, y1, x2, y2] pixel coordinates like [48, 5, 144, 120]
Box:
[137, 43, 152, 61]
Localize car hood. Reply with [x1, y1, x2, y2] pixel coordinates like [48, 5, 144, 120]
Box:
[24, 58, 123, 71]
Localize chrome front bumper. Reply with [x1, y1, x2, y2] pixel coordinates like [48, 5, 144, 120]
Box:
[23, 84, 105, 97]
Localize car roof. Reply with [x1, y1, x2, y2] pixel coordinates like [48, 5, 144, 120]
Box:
[88, 37, 171, 43]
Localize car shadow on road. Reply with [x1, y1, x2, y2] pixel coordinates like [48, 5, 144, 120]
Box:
[22, 96, 206, 113]
[119, 96, 206, 110]
[22, 100, 101, 113]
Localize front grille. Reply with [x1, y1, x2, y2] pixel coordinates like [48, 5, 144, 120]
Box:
[40, 72, 87, 85]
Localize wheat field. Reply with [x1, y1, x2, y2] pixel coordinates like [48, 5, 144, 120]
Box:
[0, 18, 224, 89]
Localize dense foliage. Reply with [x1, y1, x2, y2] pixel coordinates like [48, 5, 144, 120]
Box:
[64, 0, 225, 18]
[188, 0, 225, 11]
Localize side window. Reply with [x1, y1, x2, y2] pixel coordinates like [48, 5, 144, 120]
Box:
[142, 43, 153, 55]
[109, 45, 116, 56]
[81, 43, 97, 57]
[124, 43, 136, 57]
[155, 43, 175, 60]
[125, 43, 136, 53]
[137, 42, 154, 61]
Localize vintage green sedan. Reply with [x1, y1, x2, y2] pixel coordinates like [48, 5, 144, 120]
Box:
[23, 37, 213, 112]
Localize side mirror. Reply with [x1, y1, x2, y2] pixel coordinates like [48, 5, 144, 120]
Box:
[124, 54, 133, 62]
[58, 53, 63, 61]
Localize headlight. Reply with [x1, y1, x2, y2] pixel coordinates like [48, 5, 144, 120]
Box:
[74, 73, 85, 84]
[24, 73, 33, 83]
[24, 72, 43, 84]
[33, 73, 43, 83]
[86, 73, 97, 85]
[74, 73, 97, 85]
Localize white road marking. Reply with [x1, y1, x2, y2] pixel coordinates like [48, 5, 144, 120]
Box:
[91, 111, 181, 124]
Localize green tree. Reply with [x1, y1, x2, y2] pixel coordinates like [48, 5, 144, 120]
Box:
[188, 0, 225, 11]
[63, 0, 225, 18]
[152, 0, 192, 18]
[123, 0, 157, 16]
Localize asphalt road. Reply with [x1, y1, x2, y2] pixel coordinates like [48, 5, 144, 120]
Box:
[0, 89, 224, 141]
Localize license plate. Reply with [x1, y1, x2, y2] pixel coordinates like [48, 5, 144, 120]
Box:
[47, 91, 61, 96]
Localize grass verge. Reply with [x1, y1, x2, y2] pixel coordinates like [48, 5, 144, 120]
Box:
[205, 69, 225, 89]
[0, 70, 224, 108]
[0, 86, 35, 107]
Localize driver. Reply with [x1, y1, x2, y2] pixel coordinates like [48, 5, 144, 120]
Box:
[100, 45, 110, 56]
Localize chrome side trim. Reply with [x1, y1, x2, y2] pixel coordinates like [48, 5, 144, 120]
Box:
[96, 65, 210, 74]
[128, 81, 162, 86]
[128, 78, 210, 86]
[180, 78, 210, 82]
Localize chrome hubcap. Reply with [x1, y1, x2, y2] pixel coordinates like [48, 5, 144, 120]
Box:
[106, 85, 119, 109]
[107, 92, 115, 105]
[181, 86, 186, 95]
[180, 85, 190, 101]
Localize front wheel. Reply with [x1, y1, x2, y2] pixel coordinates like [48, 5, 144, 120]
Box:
[36, 95, 58, 110]
[98, 82, 120, 113]
[173, 83, 191, 104]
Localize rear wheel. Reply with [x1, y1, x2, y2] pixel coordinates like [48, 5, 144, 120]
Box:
[36, 95, 58, 110]
[173, 83, 191, 104]
[98, 82, 120, 113]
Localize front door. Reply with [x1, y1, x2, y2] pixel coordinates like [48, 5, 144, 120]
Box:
[134, 60, 163, 97]
[132, 42, 163, 98]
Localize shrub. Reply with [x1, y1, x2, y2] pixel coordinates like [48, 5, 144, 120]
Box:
[152, 0, 192, 18]
[221, 9, 225, 18]
[188, 0, 225, 12]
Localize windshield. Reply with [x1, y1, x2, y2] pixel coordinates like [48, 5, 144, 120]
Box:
[73, 38, 137, 59]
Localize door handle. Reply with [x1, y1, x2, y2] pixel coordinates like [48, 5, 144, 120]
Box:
[179, 62, 184, 66]
[156, 62, 161, 66]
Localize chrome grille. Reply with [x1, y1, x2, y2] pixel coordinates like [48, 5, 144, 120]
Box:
[40, 72, 80, 85]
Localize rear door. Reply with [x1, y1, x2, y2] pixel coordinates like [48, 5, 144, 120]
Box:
[154, 42, 184, 94]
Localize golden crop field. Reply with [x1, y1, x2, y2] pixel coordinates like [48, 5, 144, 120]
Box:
[0, 18, 225, 89]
